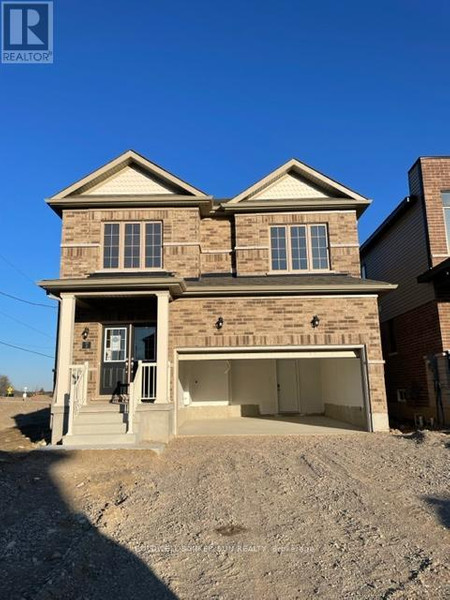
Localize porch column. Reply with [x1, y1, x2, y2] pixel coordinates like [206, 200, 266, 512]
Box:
[155, 291, 170, 404]
[54, 293, 76, 406]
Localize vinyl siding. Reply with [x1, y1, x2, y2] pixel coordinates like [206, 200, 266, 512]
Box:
[362, 200, 434, 321]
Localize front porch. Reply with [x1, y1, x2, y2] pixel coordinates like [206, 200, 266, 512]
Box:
[51, 290, 173, 446]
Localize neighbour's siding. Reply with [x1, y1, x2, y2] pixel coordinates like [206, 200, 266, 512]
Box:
[408, 162, 423, 199]
[363, 200, 434, 322]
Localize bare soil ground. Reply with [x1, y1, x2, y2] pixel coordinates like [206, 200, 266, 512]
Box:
[0, 401, 449, 599]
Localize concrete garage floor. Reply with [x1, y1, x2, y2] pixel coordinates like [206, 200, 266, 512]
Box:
[178, 414, 365, 436]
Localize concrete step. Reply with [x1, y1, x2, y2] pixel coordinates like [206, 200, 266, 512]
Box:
[72, 422, 129, 435]
[79, 403, 127, 413]
[75, 412, 128, 425]
[62, 433, 137, 447]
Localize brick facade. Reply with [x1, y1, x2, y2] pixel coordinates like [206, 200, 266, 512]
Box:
[414, 158, 450, 267]
[169, 296, 387, 414]
[235, 211, 360, 277]
[60, 207, 361, 280]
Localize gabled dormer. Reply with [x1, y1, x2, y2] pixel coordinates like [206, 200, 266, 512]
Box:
[52, 150, 213, 280]
[48, 149, 213, 215]
[222, 158, 370, 215]
[219, 158, 369, 278]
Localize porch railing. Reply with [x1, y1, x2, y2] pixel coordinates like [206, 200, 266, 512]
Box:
[128, 361, 157, 434]
[67, 362, 89, 436]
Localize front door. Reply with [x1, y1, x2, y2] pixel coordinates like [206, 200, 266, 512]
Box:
[277, 360, 300, 413]
[101, 324, 157, 397]
[101, 326, 128, 396]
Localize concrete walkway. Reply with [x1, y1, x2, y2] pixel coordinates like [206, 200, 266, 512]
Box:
[178, 415, 365, 436]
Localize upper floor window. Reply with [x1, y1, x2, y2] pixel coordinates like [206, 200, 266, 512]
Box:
[103, 222, 162, 270]
[270, 224, 330, 272]
[442, 192, 450, 250]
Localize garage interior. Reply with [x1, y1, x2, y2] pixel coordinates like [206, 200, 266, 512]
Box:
[176, 350, 370, 435]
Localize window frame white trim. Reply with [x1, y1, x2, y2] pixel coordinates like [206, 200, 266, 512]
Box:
[269, 223, 330, 273]
[103, 326, 128, 363]
[101, 221, 163, 271]
[441, 191, 450, 254]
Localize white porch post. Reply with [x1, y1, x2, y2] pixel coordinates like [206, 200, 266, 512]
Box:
[155, 291, 170, 404]
[54, 293, 76, 407]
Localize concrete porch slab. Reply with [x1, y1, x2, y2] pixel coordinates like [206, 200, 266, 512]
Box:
[177, 415, 365, 436]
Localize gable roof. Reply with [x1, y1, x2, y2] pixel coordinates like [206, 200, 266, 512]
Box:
[47, 150, 213, 217]
[50, 150, 208, 199]
[224, 158, 371, 216]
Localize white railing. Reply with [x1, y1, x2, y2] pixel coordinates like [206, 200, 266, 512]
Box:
[67, 362, 89, 436]
[127, 361, 157, 434]
[141, 362, 157, 401]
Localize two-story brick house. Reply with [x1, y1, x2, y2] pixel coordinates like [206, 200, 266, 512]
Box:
[361, 157, 450, 426]
[39, 150, 394, 446]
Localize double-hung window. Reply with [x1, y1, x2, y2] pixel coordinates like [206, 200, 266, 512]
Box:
[442, 192, 450, 251]
[270, 224, 330, 272]
[103, 222, 162, 270]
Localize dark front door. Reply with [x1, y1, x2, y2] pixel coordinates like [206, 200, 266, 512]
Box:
[101, 326, 129, 396]
[101, 324, 157, 397]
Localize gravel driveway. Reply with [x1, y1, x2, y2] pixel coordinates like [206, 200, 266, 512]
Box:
[0, 418, 449, 599]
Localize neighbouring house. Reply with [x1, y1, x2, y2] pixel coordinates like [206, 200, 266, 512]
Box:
[39, 150, 394, 446]
[361, 157, 450, 427]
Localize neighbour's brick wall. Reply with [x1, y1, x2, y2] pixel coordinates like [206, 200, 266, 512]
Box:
[60, 208, 201, 278]
[234, 211, 360, 276]
[416, 158, 450, 267]
[381, 301, 443, 418]
[437, 301, 450, 349]
[169, 295, 387, 414]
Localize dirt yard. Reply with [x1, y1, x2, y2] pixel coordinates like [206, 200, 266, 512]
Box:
[0, 402, 449, 599]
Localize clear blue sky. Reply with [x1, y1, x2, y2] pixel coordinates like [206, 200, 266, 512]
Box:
[1, 0, 449, 390]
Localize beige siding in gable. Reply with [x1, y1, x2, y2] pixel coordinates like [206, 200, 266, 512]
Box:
[252, 173, 331, 200]
[84, 166, 176, 195]
[363, 200, 434, 322]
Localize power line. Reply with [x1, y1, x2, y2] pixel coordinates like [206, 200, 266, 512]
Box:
[0, 252, 36, 285]
[0, 339, 54, 359]
[0, 290, 56, 309]
[0, 308, 54, 339]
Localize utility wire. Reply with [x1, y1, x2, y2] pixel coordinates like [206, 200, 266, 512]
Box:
[0, 290, 56, 309]
[0, 339, 54, 359]
[0, 308, 54, 339]
[0, 252, 36, 285]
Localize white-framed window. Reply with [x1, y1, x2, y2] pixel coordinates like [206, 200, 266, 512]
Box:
[270, 224, 330, 272]
[397, 388, 408, 403]
[442, 192, 450, 252]
[102, 222, 162, 270]
[104, 327, 127, 362]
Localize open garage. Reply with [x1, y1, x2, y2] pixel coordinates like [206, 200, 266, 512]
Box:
[176, 348, 372, 435]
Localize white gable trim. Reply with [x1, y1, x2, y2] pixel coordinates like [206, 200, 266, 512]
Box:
[229, 158, 369, 204]
[50, 150, 207, 199]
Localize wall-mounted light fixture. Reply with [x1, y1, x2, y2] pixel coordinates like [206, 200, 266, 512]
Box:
[82, 327, 90, 340]
[311, 315, 320, 329]
[215, 317, 224, 330]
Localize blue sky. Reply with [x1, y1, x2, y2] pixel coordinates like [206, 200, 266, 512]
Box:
[1, 0, 450, 390]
